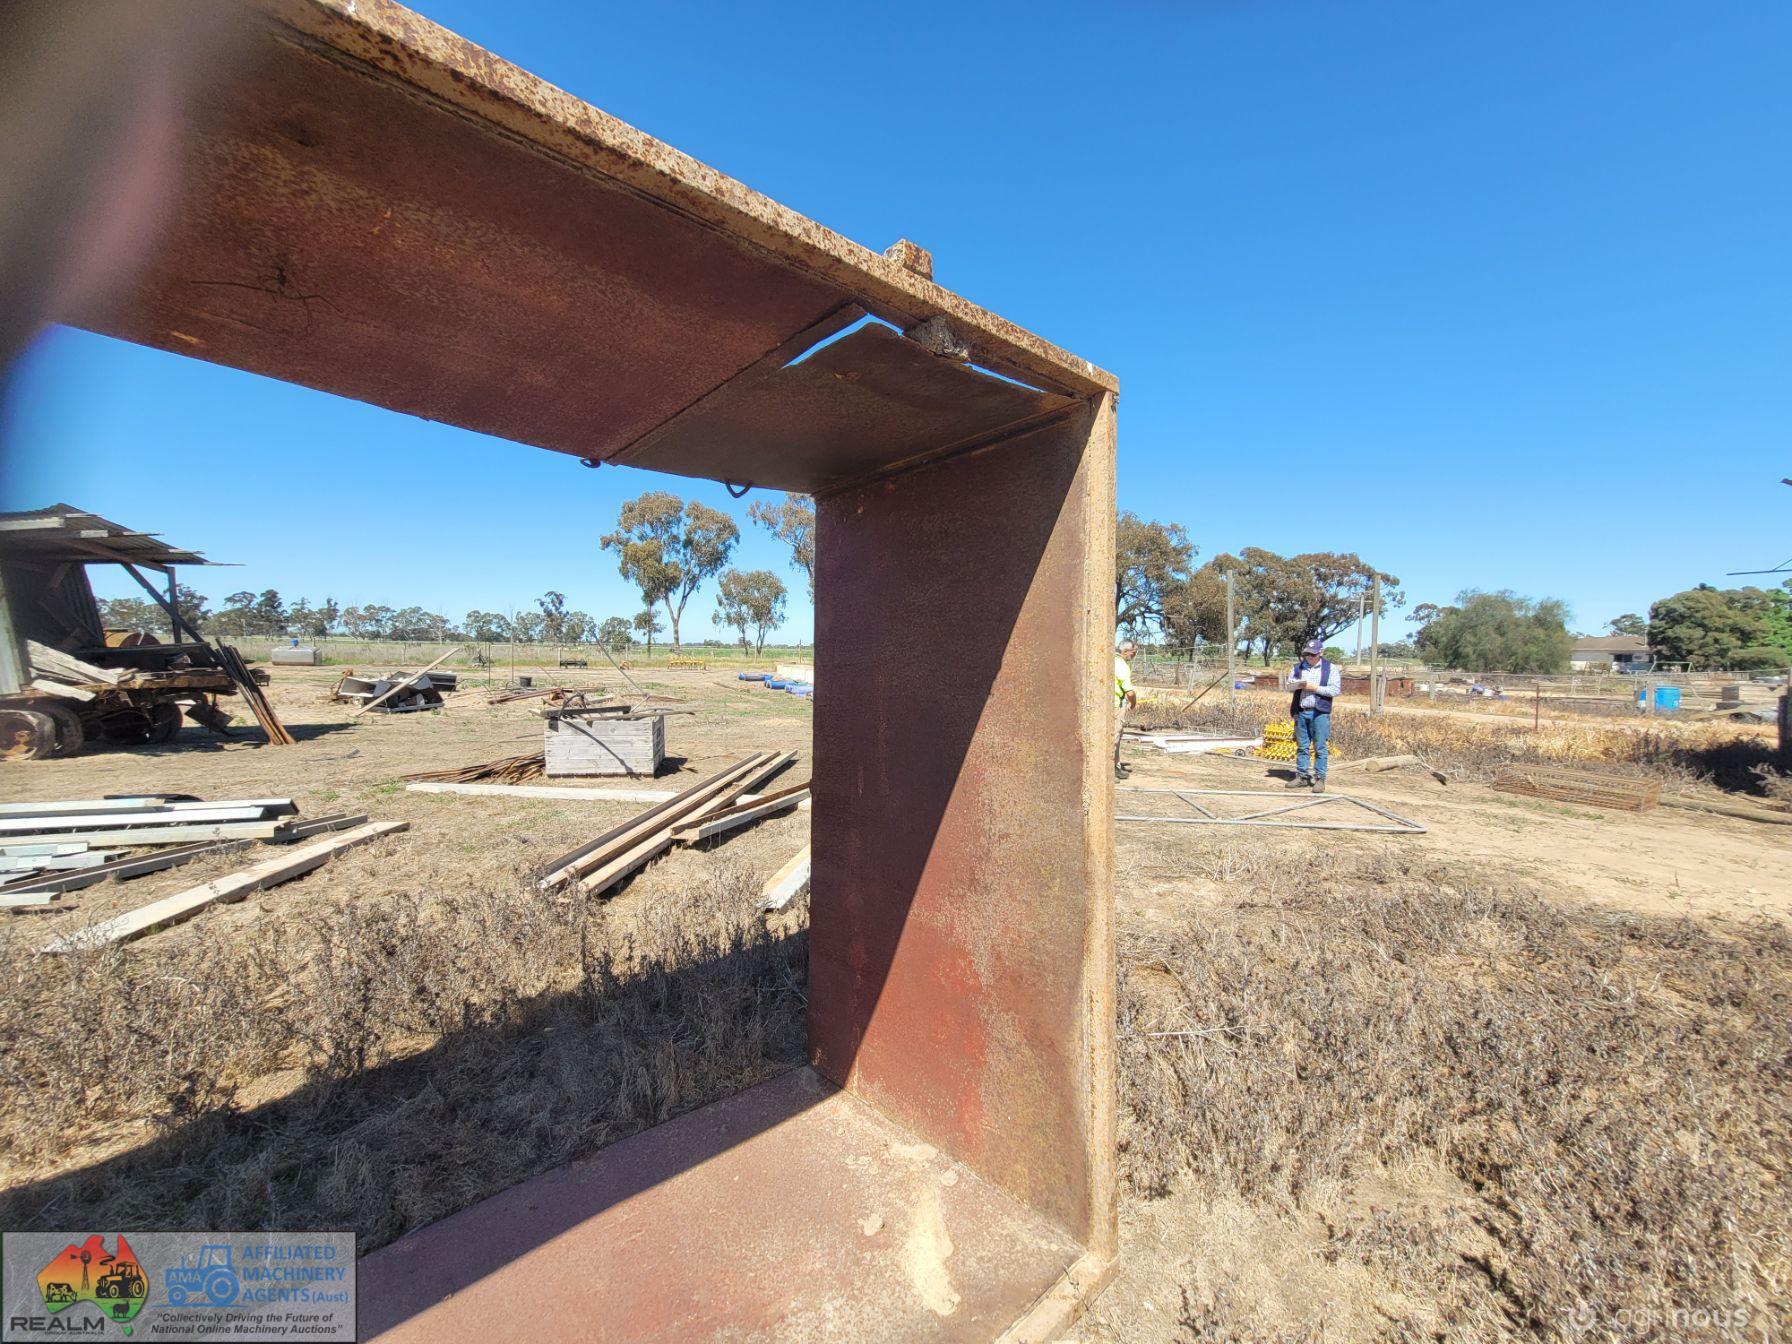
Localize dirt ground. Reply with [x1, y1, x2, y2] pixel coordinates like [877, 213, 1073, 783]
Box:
[2, 662, 817, 967]
[1119, 748, 1792, 924]
[3, 664, 1787, 1340]
[1076, 738, 1791, 1343]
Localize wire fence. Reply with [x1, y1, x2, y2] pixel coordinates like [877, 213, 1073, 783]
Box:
[1130, 648, 1789, 717]
[237, 635, 813, 671]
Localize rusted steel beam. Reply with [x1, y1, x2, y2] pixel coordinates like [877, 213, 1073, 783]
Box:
[252, 0, 1116, 399]
[810, 395, 1118, 1256]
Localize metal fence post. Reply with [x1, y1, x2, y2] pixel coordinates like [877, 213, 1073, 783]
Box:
[1368, 577, 1382, 715]
[1225, 572, 1236, 713]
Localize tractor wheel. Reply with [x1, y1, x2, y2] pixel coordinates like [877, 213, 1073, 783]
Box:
[147, 701, 183, 744]
[203, 1268, 238, 1307]
[0, 708, 57, 760]
[96, 706, 154, 745]
[167, 1284, 188, 1306]
[38, 703, 85, 758]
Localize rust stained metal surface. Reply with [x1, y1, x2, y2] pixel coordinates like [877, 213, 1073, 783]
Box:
[357, 1068, 1084, 1343]
[67, 3, 849, 463]
[613, 321, 1081, 494]
[810, 403, 1117, 1251]
[60, 0, 1115, 469]
[252, 0, 1116, 399]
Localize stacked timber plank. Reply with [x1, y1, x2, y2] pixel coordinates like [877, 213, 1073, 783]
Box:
[489, 685, 567, 705]
[405, 752, 546, 785]
[668, 782, 810, 844]
[538, 751, 795, 897]
[25, 640, 121, 697]
[760, 844, 811, 912]
[0, 797, 298, 849]
[41, 820, 407, 953]
[0, 796, 376, 910]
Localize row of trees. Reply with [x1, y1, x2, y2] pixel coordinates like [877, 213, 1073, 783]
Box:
[97, 587, 626, 647]
[1405, 583, 1792, 676]
[1629, 585, 1792, 671]
[598, 489, 810, 651]
[93, 489, 819, 656]
[1412, 593, 1573, 673]
[1116, 514, 1405, 665]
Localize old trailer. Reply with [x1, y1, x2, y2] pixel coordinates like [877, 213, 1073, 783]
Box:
[0, 504, 257, 759]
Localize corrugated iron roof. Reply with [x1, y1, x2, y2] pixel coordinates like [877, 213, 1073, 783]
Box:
[0, 504, 217, 566]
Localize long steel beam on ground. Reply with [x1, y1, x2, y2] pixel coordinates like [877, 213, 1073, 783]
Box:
[2, 821, 286, 847]
[0, 797, 294, 818]
[0, 851, 119, 873]
[0, 806, 283, 835]
[0, 814, 367, 898]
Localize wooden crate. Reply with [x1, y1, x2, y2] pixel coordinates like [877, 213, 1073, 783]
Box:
[543, 712, 665, 777]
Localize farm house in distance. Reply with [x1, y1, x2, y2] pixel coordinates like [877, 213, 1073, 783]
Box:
[1569, 634, 1652, 672]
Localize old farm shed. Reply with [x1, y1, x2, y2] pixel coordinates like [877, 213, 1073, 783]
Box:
[0, 504, 282, 757]
[9, 1, 1120, 1340]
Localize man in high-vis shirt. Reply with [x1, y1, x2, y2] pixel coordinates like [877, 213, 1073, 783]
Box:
[1114, 639, 1137, 779]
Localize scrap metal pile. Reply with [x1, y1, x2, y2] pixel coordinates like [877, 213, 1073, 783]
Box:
[332, 668, 459, 714]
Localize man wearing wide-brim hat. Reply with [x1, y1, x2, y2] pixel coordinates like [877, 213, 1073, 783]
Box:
[1285, 639, 1341, 792]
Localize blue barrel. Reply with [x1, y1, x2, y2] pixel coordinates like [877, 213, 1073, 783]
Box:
[1654, 685, 1681, 711]
[739, 672, 766, 681]
[766, 679, 787, 690]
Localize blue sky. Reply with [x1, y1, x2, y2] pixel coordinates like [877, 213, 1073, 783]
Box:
[4, 0, 1788, 642]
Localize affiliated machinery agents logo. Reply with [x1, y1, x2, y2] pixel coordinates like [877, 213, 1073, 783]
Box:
[158, 1245, 237, 1309]
[4, 1231, 356, 1343]
[33, 1233, 147, 1331]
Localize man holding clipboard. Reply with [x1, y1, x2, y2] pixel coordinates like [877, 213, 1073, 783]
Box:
[1285, 639, 1341, 792]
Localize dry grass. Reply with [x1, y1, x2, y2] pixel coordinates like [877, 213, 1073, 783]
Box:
[1116, 845, 1792, 1342]
[1136, 690, 1788, 793]
[0, 855, 808, 1250]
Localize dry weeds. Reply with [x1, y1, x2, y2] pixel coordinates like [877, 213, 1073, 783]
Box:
[1137, 691, 1787, 793]
[1116, 845, 1792, 1342]
[0, 855, 807, 1250]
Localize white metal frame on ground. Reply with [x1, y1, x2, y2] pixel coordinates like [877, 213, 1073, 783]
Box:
[1116, 787, 1427, 834]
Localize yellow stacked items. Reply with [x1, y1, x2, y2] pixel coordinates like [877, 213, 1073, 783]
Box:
[1253, 719, 1342, 763]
